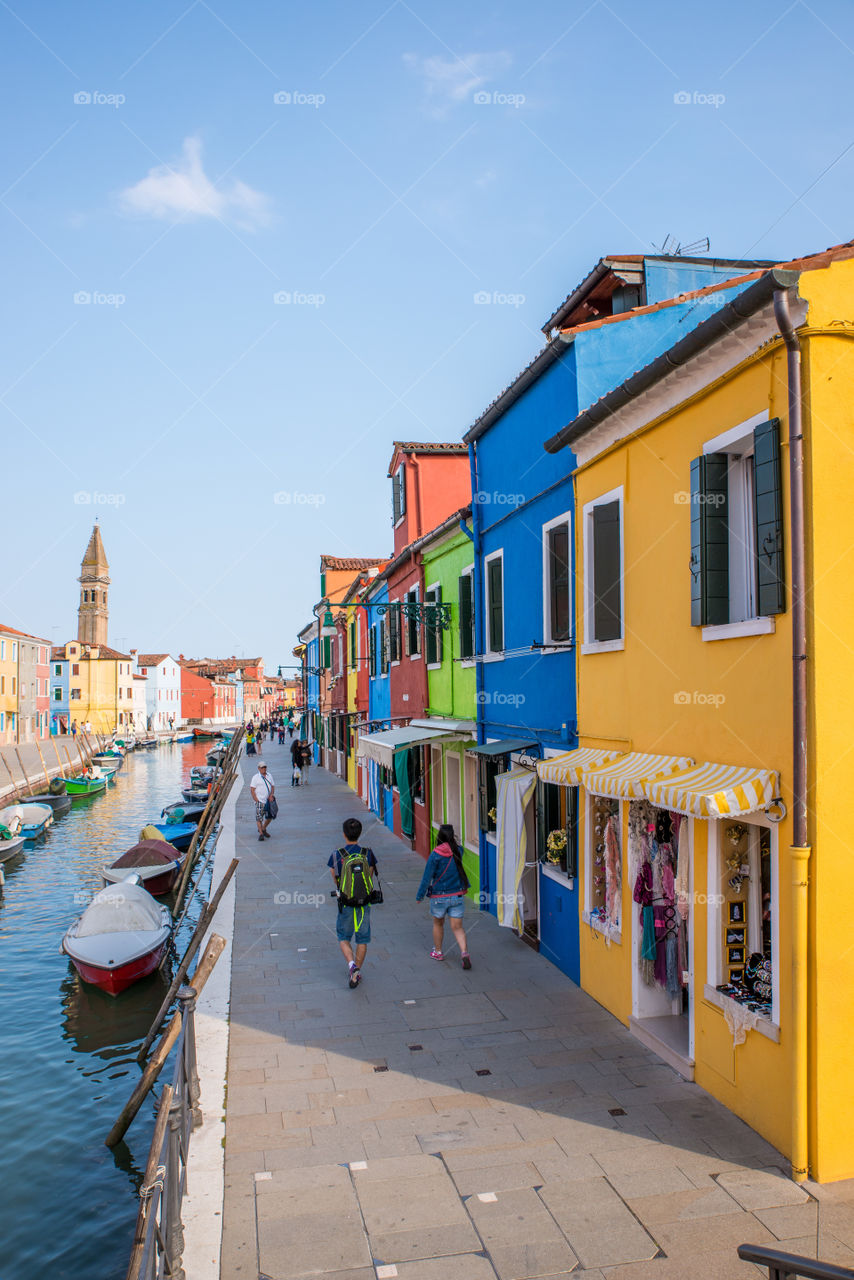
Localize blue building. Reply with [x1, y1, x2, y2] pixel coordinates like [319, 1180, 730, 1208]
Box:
[50, 649, 69, 735]
[465, 253, 774, 982]
[296, 621, 321, 761]
[363, 576, 394, 830]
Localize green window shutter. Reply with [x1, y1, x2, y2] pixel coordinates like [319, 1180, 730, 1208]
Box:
[548, 522, 570, 641]
[435, 585, 443, 664]
[753, 418, 785, 616]
[389, 604, 400, 662]
[369, 627, 377, 677]
[380, 619, 389, 673]
[487, 558, 503, 651]
[591, 502, 621, 641]
[349, 622, 356, 668]
[689, 455, 729, 626]
[322, 637, 332, 669]
[459, 573, 474, 659]
[424, 588, 437, 665]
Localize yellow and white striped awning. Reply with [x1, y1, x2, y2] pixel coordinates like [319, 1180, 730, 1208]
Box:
[582, 752, 695, 799]
[644, 762, 780, 819]
[537, 747, 623, 786]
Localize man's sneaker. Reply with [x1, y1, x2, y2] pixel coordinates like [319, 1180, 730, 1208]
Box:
[430, 949, 444, 961]
[348, 965, 361, 989]
[461, 953, 472, 970]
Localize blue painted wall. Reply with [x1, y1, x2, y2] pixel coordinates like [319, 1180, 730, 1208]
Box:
[304, 634, 320, 760]
[364, 583, 393, 827]
[50, 658, 68, 734]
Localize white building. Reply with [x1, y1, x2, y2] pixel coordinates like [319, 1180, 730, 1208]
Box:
[135, 652, 183, 731]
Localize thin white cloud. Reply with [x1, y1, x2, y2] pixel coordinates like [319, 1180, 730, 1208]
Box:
[403, 51, 512, 115]
[118, 137, 270, 229]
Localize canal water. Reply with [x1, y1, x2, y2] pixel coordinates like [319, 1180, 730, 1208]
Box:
[0, 739, 223, 1280]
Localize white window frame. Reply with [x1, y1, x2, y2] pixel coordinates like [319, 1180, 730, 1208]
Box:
[704, 812, 780, 1038]
[446, 750, 462, 842]
[406, 585, 421, 662]
[541, 509, 573, 651]
[701, 411, 777, 642]
[430, 747, 444, 824]
[581, 791, 622, 940]
[581, 486, 624, 654]
[463, 752, 478, 853]
[484, 549, 505, 660]
[538, 746, 576, 888]
[458, 566, 475, 667]
[425, 580, 442, 670]
[393, 462, 406, 529]
[390, 597, 401, 667]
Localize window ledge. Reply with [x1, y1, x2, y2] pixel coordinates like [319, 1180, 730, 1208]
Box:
[426, 662, 442, 671]
[540, 864, 575, 890]
[701, 617, 776, 642]
[580, 639, 624, 655]
[702, 984, 780, 1042]
[460, 659, 475, 669]
[482, 652, 505, 664]
[582, 909, 621, 942]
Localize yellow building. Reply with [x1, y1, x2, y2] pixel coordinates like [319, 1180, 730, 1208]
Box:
[60, 640, 136, 735]
[543, 243, 854, 1183]
[0, 630, 19, 743]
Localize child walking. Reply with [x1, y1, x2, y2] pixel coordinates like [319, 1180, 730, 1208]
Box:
[415, 823, 472, 969]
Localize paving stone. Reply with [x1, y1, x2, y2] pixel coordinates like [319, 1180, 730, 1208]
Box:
[258, 1206, 373, 1279]
[356, 1171, 470, 1235]
[716, 1168, 811, 1210]
[651, 1211, 775, 1257]
[465, 1188, 578, 1279]
[393, 1257, 499, 1280]
[626, 1185, 744, 1225]
[539, 1176, 659, 1268]
[369, 1221, 482, 1263]
[753, 1201, 818, 1239]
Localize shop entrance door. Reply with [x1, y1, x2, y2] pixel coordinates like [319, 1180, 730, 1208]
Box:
[629, 804, 694, 1075]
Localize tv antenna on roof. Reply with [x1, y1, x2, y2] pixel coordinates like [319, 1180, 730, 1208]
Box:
[652, 234, 710, 257]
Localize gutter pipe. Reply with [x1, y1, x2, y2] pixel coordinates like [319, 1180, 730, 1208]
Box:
[773, 286, 811, 1185]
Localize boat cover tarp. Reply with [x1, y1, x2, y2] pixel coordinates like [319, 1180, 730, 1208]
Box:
[77, 883, 163, 936]
[140, 824, 166, 842]
[112, 840, 176, 869]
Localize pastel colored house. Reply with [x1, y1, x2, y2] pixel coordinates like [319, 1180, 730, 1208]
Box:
[544, 241, 854, 1183]
[137, 654, 183, 731]
[0, 629, 20, 742]
[50, 648, 69, 736]
[1, 627, 50, 740]
[465, 252, 776, 983]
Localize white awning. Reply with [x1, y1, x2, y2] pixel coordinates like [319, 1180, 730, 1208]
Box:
[537, 747, 623, 786]
[356, 726, 458, 770]
[581, 751, 695, 799]
[408, 718, 476, 737]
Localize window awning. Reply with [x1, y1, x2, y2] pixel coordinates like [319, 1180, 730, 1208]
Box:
[466, 738, 538, 757]
[644, 762, 780, 819]
[582, 751, 695, 799]
[409, 718, 476, 737]
[537, 747, 623, 786]
[357, 726, 458, 770]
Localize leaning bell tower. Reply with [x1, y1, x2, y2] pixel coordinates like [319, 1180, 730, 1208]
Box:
[77, 521, 110, 647]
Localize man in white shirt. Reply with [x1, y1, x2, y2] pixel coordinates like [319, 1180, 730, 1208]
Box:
[250, 762, 275, 841]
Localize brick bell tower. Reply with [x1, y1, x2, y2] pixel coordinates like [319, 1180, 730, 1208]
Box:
[77, 521, 110, 647]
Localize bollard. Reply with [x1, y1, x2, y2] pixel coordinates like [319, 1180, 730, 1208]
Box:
[177, 986, 202, 1130]
[165, 1092, 186, 1280]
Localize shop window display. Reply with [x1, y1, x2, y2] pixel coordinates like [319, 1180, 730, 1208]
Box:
[587, 795, 621, 932]
[537, 781, 578, 878]
[714, 820, 774, 1019]
[629, 800, 689, 1003]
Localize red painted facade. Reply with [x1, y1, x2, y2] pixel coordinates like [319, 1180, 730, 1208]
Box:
[388, 442, 470, 558]
[179, 664, 236, 723]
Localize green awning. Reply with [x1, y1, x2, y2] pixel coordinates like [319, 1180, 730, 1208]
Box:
[466, 739, 538, 757]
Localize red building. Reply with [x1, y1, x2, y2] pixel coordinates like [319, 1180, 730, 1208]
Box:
[179, 662, 236, 724]
[377, 442, 472, 854]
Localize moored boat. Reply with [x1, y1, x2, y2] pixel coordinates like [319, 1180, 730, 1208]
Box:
[65, 775, 108, 797]
[174, 731, 194, 743]
[206, 747, 227, 766]
[102, 839, 184, 897]
[0, 833, 26, 865]
[161, 800, 206, 825]
[140, 821, 196, 852]
[62, 881, 172, 996]
[0, 802, 53, 838]
[28, 792, 73, 817]
[192, 727, 221, 740]
[181, 787, 210, 804]
[93, 751, 123, 770]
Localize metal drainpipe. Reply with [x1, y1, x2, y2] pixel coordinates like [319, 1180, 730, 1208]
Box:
[773, 286, 811, 1184]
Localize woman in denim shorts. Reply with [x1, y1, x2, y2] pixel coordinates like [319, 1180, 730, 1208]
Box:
[415, 823, 472, 969]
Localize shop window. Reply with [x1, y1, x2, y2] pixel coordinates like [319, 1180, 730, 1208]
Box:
[544, 515, 571, 644]
[710, 818, 777, 1023]
[583, 490, 623, 648]
[446, 752, 462, 840]
[477, 753, 507, 833]
[485, 553, 504, 653]
[585, 795, 621, 933]
[404, 747, 424, 803]
[424, 584, 443, 666]
[691, 417, 785, 628]
[430, 748, 443, 824]
[536, 780, 578, 878]
[458, 569, 475, 660]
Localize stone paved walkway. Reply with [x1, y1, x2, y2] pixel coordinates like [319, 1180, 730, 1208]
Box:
[220, 742, 854, 1280]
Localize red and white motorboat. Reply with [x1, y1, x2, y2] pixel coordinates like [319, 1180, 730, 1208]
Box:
[62, 880, 172, 996]
[101, 839, 185, 897]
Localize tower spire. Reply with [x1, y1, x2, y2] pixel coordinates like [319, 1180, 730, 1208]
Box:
[77, 522, 110, 647]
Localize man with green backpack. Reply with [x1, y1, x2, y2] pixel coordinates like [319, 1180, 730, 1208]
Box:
[328, 817, 380, 988]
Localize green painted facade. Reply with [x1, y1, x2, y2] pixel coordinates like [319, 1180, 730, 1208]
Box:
[421, 526, 480, 896]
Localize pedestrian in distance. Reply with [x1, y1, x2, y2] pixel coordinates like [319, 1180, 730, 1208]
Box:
[278, 724, 286, 745]
[246, 726, 256, 756]
[250, 761, 276, 841]
[289, 735, 302, 784]
[71, 720, 78, 738]
[329, 817, 379, 988]
[416, 823, 472, 969]
[300, 740, 311, 785]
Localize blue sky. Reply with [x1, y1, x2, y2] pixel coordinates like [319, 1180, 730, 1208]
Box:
[1, 0, 852, 671]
